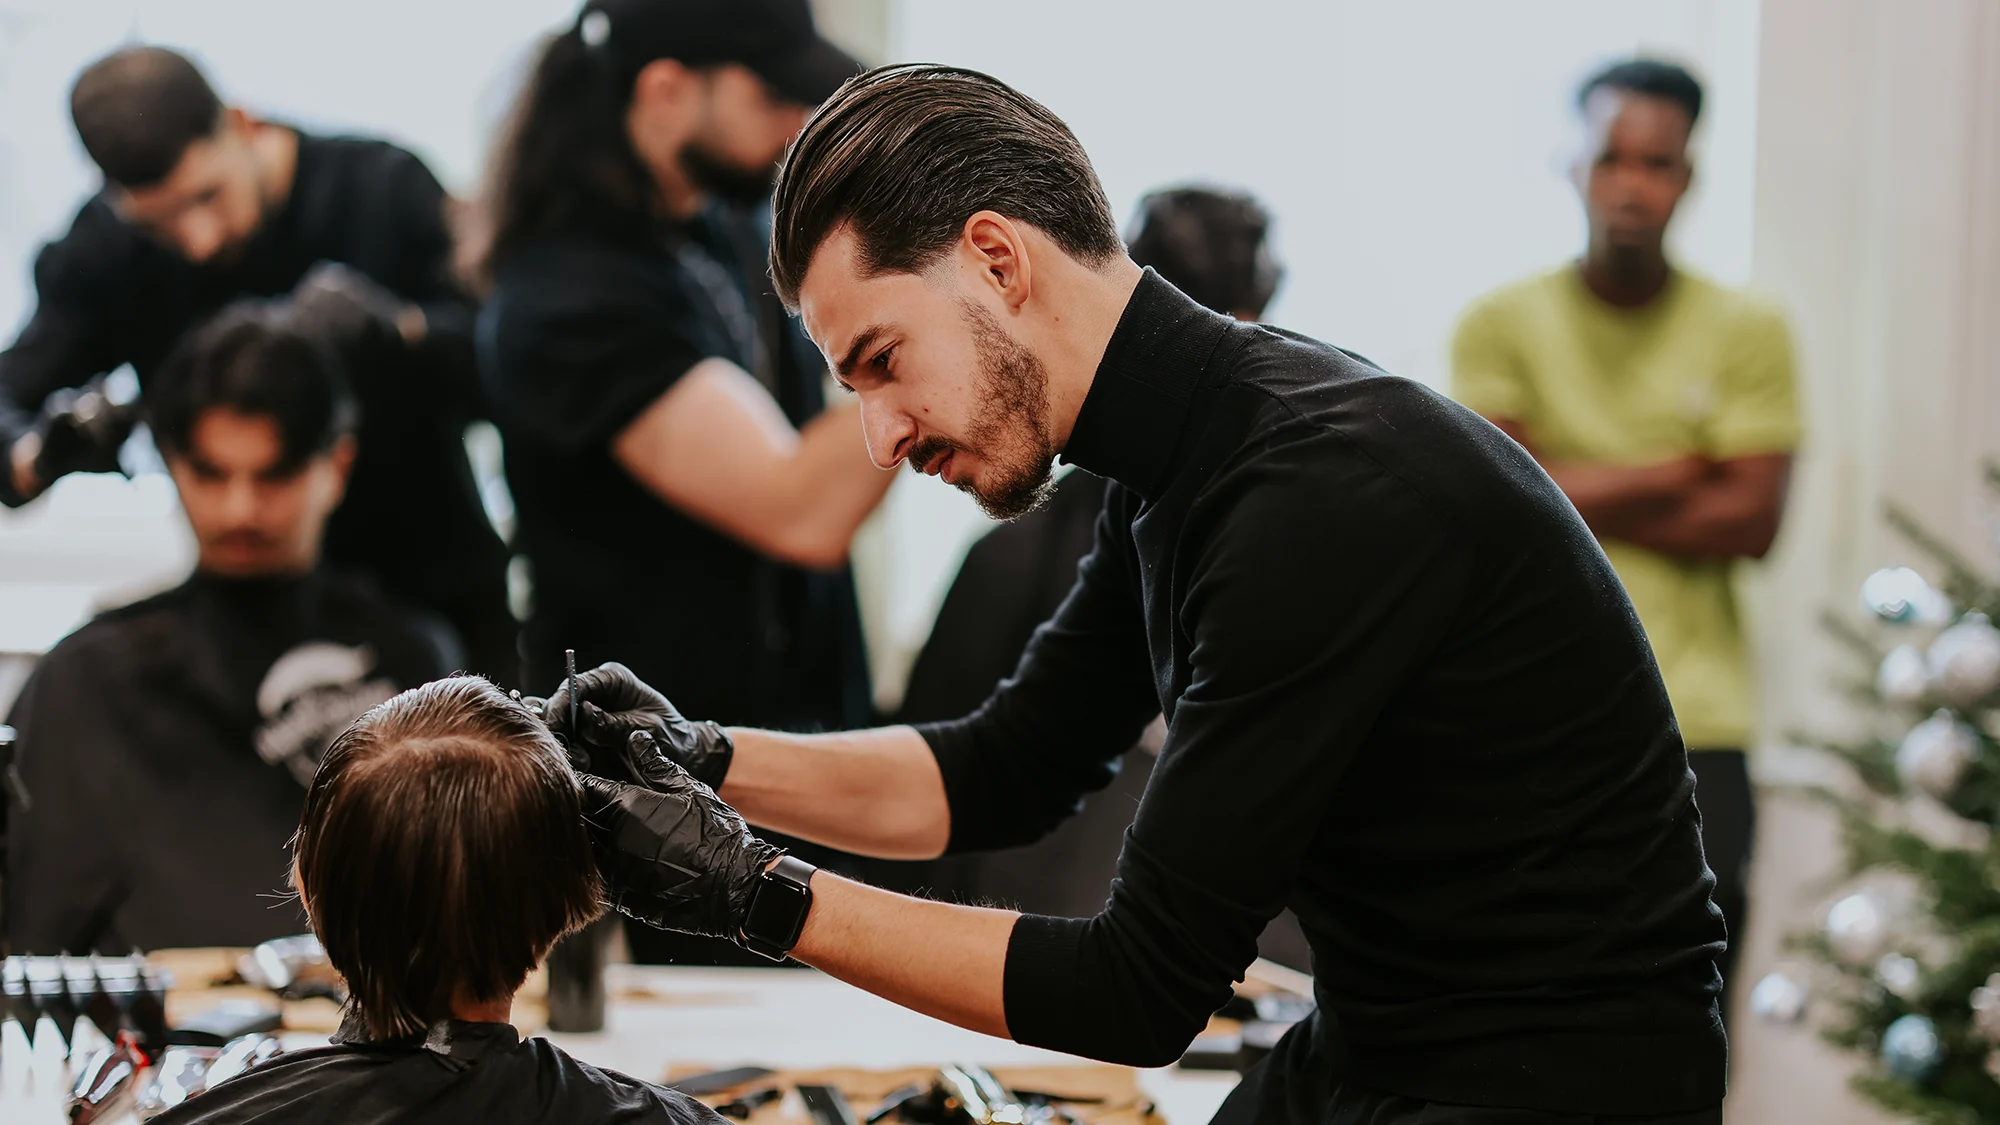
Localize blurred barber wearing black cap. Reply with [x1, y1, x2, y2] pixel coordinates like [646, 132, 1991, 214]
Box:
[476, 0, 884, 962]
[0, 47, 515, 682]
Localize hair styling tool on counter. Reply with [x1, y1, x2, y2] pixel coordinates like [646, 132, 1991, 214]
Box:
[715, 1085, 783, 1118]
[667, 1065, 775, 1096]
[933, 1065, 1033, 1125]
[798, 1083, 861, 1125]
[66, 1029, 145, 1123]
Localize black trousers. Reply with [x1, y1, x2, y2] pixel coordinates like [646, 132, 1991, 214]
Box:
[1212, 1012, 1721, 1125]
[1687, 748, 1754, 1025]
[1313, 1089, 1721, 1124]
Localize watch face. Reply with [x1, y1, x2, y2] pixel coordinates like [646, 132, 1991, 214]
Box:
[744, 875, 811, 946]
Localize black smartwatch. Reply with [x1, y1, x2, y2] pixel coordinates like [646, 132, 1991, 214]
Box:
[739, 854, 816, 961]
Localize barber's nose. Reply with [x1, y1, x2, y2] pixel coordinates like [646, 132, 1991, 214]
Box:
[859, 399, 914, 470]
[220, 477, 259, 522]
[178, 214, 223, 263]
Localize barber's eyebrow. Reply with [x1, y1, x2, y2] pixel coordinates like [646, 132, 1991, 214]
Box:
[834, 324, 891, 381]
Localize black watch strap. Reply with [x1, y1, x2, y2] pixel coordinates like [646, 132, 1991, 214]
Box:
[739, 854, 817, 961]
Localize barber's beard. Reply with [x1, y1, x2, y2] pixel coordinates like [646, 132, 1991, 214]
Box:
[680, 143, 780, 206]
[906, 302, 1058, 522]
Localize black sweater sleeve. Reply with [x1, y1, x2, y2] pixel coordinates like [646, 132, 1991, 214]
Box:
[912, 490, 1161, 853]
[992, 444, 1473, 1066]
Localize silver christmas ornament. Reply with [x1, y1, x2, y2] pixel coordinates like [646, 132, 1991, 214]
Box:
[1882, 1013, 1943, 1083]
[1877, 644, 1933, 705]
[1875, 952, 1921, 999]
[1748, 970, 1810, 1023]
[1896, 711, 1981, 800]
[1826, 892, 1893, 966]
[1861, 567, 1955, 626]
[1971, 972, 2000, 1042]
[1929, 613, 2000, 706]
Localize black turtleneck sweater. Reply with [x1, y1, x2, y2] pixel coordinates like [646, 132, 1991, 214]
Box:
[913, 272, 1726, 1117]
[4, 570, 457, 952]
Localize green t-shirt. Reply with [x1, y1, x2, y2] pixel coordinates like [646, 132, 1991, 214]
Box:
[1449, 266, 1799, 749]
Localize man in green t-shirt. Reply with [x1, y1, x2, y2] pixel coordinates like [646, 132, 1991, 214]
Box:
[1451, 58, 1799, 1020]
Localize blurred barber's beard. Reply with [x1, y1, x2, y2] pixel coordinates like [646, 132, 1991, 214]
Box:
[680, 143, 781, 206]
[908, 301, 1056, 522]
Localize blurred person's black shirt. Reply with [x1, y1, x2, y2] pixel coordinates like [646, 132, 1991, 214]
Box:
[482, 204, 872, 966]
[149, 1016, 724, 1125]
[3, 570, 457, 952]
[0, 130, 513, 677]
[479, 205, 870, 731]
[915, 271, 1727, 1117]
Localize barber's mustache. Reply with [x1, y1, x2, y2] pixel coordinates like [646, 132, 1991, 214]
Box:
[905, 434, 969, 474]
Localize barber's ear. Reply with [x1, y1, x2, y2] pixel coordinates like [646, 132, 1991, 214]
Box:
[960, 211, 1032, 314]
[328, 435, 358, 494]
[221, 106, 256, 142]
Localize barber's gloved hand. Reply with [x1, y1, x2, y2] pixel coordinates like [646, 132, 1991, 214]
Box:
[546, 662, 735, 790]
[28, 378, 137, 485]
[287, 261, 420, 353]
[578, 768, 782, 941]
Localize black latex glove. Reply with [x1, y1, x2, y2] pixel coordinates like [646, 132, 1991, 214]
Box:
[287, 261, 416, 355]
[546, 662, 735, 790]
[31, 377, 137, 483]
[578, 769, 783, 941]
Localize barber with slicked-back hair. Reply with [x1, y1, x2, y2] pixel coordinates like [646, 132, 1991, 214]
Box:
[555, 65, 1729, 1124]
[0, 47, 514, 681]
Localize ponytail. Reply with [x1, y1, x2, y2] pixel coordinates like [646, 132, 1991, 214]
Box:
[471, 25, 659, 284]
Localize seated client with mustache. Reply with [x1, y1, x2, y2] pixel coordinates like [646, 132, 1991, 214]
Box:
[151, 676, 724, 1125]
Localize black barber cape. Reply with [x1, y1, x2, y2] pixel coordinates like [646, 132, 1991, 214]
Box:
[149, 1017, 723, 1125]
[0, 130, 513, 678]
[4, 570, 457, 952]
[480, 209, 870, 729]
[913, 271, 1727, 1118]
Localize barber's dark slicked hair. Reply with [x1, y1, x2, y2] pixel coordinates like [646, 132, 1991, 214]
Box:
[147, 302, 358, 475]
[70, 47, 224, 189]
[1126, 187, 1283, 319]
[770, 64, 1124, 309]
[1577, 57, 1704, 127]
[295, 677, 605, 1041]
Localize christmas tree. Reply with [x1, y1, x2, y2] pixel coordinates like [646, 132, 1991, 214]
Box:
[1764, 467, 2000, 1122]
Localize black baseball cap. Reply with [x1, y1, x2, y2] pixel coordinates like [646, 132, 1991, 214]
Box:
[576, 0, 862, 106]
